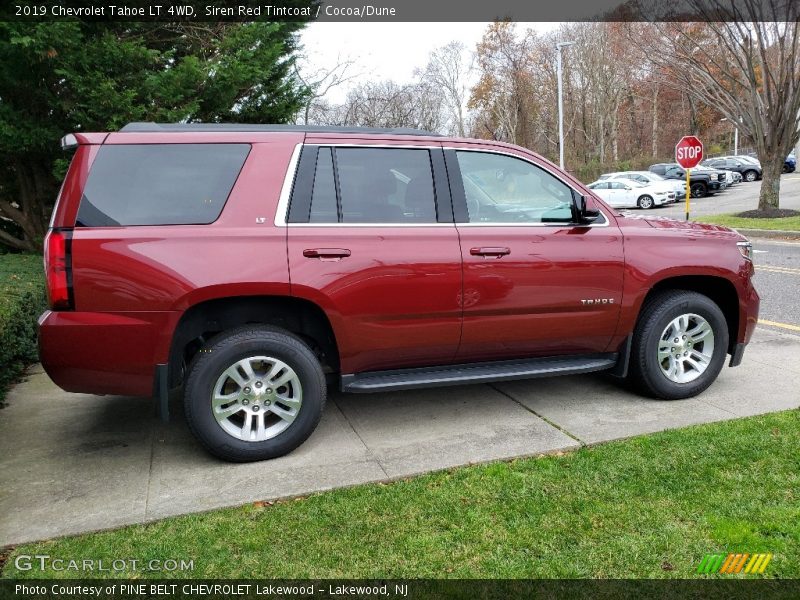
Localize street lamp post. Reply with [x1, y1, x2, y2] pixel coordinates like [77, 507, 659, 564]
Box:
[722, 117, 740, 155]
[556, 41, 575, 170]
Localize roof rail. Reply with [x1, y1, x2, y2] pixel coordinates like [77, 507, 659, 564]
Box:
[120, 122, 442, 137]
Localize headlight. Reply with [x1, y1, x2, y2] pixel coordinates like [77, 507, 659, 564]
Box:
[737, 240, 753, 261]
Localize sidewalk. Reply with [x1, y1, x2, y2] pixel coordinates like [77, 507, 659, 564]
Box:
[1, 326, 798, 547]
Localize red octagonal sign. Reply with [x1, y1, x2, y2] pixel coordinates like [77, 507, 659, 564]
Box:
[675, 135, 703, 169]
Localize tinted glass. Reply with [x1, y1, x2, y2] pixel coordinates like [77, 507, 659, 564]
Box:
[334, 148, 436, 223]
[457, 152, 573, 224]
[309, 148, 338, 223]
[77, 144, 249, 226]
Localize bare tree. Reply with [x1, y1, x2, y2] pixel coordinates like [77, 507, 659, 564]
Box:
[294, 55, 359, 125]
[644, 1, 800, 211]
[417, 42, 471, 136]
[469, 22, 538, 146]
[332, 80, 446, 131]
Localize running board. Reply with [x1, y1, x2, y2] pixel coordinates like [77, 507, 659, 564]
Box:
[340, 353, 618, 393]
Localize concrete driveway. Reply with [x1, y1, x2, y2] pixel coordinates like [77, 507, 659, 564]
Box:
[1, 325, 798, 548]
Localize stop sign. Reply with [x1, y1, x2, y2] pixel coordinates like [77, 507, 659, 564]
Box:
[675, 136, 703, 169]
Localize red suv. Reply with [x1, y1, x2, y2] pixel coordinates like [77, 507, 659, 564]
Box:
[40, 123, 760, 461]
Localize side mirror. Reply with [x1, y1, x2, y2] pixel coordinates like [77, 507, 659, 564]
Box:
[575, 194, 600, 224]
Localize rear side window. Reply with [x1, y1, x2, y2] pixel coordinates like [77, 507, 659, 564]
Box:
[76, 144, 250, 227]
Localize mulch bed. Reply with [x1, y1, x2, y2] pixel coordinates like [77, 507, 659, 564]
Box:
[735, 208, 800, 218]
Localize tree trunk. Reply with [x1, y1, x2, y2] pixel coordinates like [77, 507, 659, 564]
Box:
[599, 113, 605, 165]
[757, 156, 782, 211]
[652, 83, 659, 158]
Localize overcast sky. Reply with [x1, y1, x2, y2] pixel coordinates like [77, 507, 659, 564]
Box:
[298, 23, 558, 103]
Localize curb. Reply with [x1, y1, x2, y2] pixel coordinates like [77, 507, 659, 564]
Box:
[734, 228, 800, 240]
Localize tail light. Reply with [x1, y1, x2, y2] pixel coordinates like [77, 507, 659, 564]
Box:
[44, 229, 74, 310]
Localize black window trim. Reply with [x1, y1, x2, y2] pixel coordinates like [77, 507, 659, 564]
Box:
[283, 143, 454, 226]
[443, 147, 609, 228]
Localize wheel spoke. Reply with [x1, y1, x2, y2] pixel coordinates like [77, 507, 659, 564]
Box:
[214, 402, 242, 422]
[255, 411, 266, 440]
[212, 391, 238, 407]
[270, 404, 298, 423]
[688, 322, 712, 341]
[691, 350, 711, 366]
[271, 369, 295, 389]
[223, 365, 248, 388]
[675, 359, 685, 380]
[237, 359, 257, 382]
[241, 412, 254, 440]
[275, 394, 301, 408]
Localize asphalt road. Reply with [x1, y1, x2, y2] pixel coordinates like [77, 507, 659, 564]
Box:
[751, 238, 800, 336]
[654, 171, 800, 218]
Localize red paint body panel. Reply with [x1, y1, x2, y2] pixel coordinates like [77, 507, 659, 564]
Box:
[38, 309, 179, 396]
[288, 226, 463, 374]
[38, 128, 760, 399]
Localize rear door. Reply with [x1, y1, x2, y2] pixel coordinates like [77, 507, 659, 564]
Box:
[285, 142, 463, 375]
[446, 147, 625, 362]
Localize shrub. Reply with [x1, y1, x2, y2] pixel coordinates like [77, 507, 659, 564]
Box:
[0, 253, 46, 405]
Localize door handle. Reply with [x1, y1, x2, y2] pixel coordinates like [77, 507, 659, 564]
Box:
[470, 247, 510, 258]
[303, 248, 351, 259]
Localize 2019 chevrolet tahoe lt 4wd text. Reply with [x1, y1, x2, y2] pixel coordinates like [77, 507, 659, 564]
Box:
[39, 123, 760, 462]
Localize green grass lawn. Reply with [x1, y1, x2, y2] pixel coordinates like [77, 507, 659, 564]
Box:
[695, 214, 800, 232]
[3, 410, 798, 579]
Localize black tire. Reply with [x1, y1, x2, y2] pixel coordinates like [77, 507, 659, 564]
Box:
[637, 195, 655, 209]
[743, 170, 758, 182]
[184, 325, 326, 462]
[690, 182, 707, 198]
[628, 290, 728, 400]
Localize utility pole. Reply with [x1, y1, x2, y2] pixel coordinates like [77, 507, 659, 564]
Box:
[556, 41, 574, 170]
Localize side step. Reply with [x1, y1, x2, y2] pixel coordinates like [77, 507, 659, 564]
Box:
[340, 353, 618, 393]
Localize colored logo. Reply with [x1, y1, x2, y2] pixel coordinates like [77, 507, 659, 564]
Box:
[697, 553, 773, 574]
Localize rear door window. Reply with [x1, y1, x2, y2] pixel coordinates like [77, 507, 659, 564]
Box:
[77, 144, 250, 227]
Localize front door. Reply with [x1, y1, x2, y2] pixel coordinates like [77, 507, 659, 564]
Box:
[286, 144, 462, 375]
[446, 148, 625, 362]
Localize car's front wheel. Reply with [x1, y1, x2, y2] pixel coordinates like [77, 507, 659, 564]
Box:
[184, 326, 326, 462]
[637, 195, 655, 209]
[628, 290, 728, 400]
[690, 182, 707, 198]
[743, 170, 758, 182]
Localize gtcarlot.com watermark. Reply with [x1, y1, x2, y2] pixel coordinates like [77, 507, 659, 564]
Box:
[13, 554, 194, 573]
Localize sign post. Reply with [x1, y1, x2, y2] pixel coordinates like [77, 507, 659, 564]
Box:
[675, 135, 704, 221]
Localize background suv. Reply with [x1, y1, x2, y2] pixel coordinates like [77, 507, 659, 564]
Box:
[40, 123, 759, 461]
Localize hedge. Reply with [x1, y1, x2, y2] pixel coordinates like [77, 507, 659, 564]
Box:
[0, 253, 46, 405]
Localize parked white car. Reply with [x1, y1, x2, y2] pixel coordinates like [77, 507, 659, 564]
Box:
[587, 179, 674, 209]
[599, 171, 684, 201]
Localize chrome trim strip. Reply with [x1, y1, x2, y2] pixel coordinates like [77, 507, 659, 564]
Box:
[274, 143, 303, 227]
[286, 223, 455, 228]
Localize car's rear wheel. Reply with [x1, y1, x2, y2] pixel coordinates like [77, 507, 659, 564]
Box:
[637, 195, 655, 209]
[690, 182, 707, 198]
[743, 170, 758, 182]
[628, 290, 728, 400]
[184, 326, 326, 462]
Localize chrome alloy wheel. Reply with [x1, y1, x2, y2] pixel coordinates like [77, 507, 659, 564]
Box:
[657, 313, 715, 384]
[211, 356, 302, 442]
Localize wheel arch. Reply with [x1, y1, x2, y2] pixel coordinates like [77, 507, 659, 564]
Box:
[167, 295, 339, 389]
[639, 275, 739, 354]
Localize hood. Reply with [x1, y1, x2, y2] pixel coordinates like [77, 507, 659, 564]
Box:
[638, 215, 746, 239]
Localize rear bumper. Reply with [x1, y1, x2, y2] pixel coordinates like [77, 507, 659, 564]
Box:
[38, 310, 178, 397]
